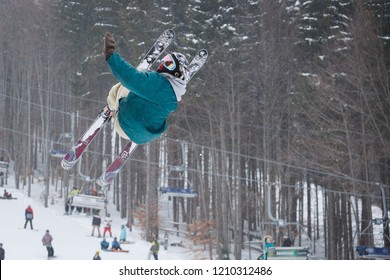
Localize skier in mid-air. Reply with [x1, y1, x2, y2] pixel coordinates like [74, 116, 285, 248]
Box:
[103, 32, 189, 144]
[61, 30, 207, 186]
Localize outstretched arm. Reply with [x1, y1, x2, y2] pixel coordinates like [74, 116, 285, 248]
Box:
[104, 32, 151, 94]
[106, 52, 148, 90]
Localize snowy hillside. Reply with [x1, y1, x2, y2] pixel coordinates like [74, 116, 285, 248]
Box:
[0, 177, 194, 260]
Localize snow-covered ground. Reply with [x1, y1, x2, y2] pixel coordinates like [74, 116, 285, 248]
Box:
[0, 168, 387, 261]
[0, 177, 194, 260]
[1, 174, 389, 280]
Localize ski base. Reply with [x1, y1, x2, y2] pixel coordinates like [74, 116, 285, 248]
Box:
[96, 142, 138, 186]
[61, 110, 111, 170]
[186, 49, 208, 83]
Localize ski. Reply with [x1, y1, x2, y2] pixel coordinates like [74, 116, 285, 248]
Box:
[61, 110, 111, 170]
[102, 249, 129, 253]
[96, 49, 208, 187]
[120, 241, 135, 244]
[186, 49, 209, 83]
[61, 29, 175, 171]
[96, 141, 138, 186]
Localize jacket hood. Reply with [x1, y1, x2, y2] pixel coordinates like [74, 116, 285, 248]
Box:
[160, 73, 187, 101]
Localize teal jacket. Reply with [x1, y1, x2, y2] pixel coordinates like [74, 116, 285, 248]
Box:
[106, 53, 180, 144]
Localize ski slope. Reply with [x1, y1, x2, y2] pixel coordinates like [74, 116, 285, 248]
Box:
[0, 180, 194, 260]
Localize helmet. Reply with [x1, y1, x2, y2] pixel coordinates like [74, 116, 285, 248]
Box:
[157, 52, 189, 81]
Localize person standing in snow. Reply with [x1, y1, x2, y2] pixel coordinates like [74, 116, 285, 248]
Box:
[42, 230, 54, 258]
[93, 250, 101, 260]
[24, 205, 34, 230]
[103, 32, 189, 144]
[0, 243, 5, 260]
[149, 236, 160, 260]
[119, 225, 126, 242]
[103, 213, 112, 237]
[67, 187, 80, 214]
[163, 232, 169, 250]
[91, 212, 102, 237]
[64, 197, 71, 215]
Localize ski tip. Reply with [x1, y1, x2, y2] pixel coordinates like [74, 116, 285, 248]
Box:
[198, 49, 208, 58]
[61, 159, 74, 170]
[164, 29, 175, 38]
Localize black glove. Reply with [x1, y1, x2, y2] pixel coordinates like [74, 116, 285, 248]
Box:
[104, 32, 116, 60]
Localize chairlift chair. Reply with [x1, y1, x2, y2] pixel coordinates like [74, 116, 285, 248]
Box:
[0, 148, 11, 173]
[160, 186, 197, 198]
[50, 133, 73, 158]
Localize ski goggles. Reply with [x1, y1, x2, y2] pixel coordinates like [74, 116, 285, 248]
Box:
[161, 54, 177, 71]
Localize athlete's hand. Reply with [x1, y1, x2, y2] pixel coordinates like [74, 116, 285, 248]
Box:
[104, 32, 116, 60]
[103, 105, 114, 117]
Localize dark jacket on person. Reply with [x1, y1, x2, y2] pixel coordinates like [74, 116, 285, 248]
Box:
[92, 215, 101, 226]
[0, 247, 5, 260]
[282, 238, 293, 247]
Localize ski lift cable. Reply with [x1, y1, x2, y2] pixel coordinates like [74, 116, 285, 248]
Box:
[1, 122, 389, 200]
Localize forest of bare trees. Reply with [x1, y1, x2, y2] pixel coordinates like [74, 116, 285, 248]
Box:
[0, 0, 389, 259]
